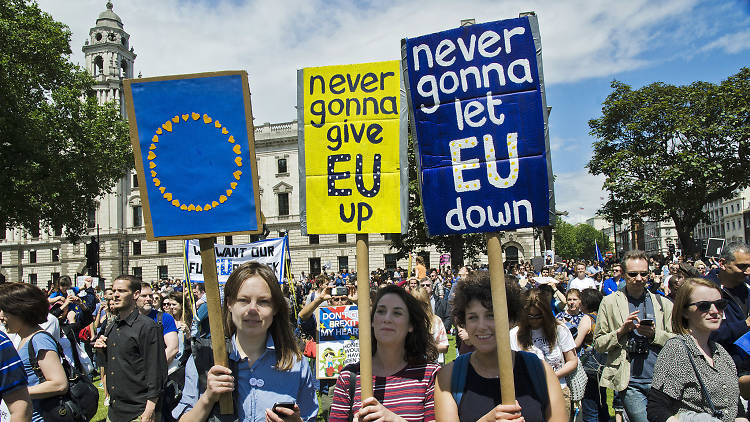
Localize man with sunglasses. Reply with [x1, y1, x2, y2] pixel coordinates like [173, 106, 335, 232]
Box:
[602, 264, 626, 296]
[705, 242, 750, 388]
[593, 250, 674, 422]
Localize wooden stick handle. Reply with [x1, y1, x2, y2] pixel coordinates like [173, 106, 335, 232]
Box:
[356, 233, 373, 399]
[486, 233, 515, 404]
[198, 237, 234, 414]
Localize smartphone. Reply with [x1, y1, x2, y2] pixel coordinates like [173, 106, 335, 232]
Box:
[67, 289, 75, 297]
[272, 402, 296, 414]
[333, 286, 348, 297]
[639, 319, 654, 326]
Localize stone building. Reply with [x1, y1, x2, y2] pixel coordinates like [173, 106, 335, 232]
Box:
[0, 2, 539, 287]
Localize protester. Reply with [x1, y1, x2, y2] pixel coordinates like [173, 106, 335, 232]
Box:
[412, 287, 449, 363]
[0, 329, 31, 422]
[594, 250, 675, 422]
[647, 278, 745, 422]
[511, 288, 578, 419]
[434, 271, 566, 422]
[137, 282, 179, 367]
[577, 288, 607, 422]
[0, 283, 68, 422]
[329, 284, 439, 422]
[556, 288, 584, 341]
[174, 262, 318, 422]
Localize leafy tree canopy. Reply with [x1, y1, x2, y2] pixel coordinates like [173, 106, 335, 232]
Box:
[553, 219, 611, 261]
[0, 0, 131, 240]
[588, 68, 750, 255]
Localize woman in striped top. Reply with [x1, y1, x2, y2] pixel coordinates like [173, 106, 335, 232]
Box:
[329, 284, 440, 422]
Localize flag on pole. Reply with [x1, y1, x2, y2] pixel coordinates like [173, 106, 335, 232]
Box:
[595, 240, 605, 263]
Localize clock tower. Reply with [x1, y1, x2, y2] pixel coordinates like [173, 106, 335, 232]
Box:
[82, 1, 136, 115]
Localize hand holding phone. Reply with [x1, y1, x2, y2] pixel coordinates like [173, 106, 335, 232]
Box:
[639, 319, 654, 326]
[272, 401, 296, 415]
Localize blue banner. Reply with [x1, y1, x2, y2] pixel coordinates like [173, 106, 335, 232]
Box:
[403, 17, 551, 235]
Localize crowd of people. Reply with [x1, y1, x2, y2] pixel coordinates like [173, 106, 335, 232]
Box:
[0, 243, 747, 422]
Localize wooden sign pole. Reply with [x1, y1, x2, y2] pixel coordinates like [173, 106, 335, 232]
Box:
[355, 233, 373, 399]
[486, 233, 515, 404]
[198, 237, 234, 414]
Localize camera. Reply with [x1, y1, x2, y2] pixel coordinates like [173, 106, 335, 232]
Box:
[332, 286, 348, 297]
[625, 335, 650, 357]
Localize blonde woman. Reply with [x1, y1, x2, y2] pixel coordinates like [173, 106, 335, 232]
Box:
[412, 287, 450, 363]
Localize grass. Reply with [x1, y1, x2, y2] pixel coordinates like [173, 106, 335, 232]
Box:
[92, 374, 107, 422]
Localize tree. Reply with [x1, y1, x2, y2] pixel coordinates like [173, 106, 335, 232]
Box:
[588, 68, 750, 256]
[0, 0, 131, 240]
[553, 219, 611, 260]
[388, 136, 485, 269]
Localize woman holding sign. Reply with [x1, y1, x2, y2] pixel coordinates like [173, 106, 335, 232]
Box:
[434, 273, 566, 422]
[173, 262, 318, 422]
[329, 284, 440, 422]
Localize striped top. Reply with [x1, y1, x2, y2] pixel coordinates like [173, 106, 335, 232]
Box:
[329, 362, 439, 422]
[0, 331, 27, 398]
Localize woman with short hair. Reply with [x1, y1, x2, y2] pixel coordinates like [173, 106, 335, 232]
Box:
[329, 284, 439, 422]
[647, 278, 746, 422]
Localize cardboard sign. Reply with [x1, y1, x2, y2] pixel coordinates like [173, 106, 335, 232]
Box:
[184, 237, 288, 284]
[297, 61, 408, 234]
[317, 305, 360, 379]
[706, 238, 725, 258]
[124, 71, 262, 240]
[402, 16, 554, 236]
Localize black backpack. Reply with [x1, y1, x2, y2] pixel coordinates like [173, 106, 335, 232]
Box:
[27, 331, 99, 422]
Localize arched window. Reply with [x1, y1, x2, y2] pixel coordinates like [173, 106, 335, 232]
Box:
[504, 245, 519, 264]
[93, 56, 104, 76]
[121, 59, 128, 78]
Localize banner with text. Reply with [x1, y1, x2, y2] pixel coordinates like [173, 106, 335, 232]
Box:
[184, 237, 288, 285]
[297, 60, 408, 234]
[402, 16, 554, 236]
[317, 305, 360, 379]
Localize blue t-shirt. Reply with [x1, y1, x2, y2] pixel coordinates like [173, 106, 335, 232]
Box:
[147, 309, 178, 336]
[18, 333, 59, 422]
[0, 331, 27, 399]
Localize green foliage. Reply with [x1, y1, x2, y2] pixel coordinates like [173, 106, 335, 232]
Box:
[588, 68, 750, 255]
[388, 135, 485, 268]
[554, 219, 610, 260]
[0, 0, 132, 240]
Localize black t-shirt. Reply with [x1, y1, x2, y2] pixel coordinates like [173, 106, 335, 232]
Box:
[458, 355, 547, 422]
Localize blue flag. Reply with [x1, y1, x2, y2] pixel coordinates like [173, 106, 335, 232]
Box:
[595, 240, 604, 263]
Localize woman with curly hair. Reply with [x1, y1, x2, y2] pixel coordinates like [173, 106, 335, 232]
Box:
[329, 284, 440, 422]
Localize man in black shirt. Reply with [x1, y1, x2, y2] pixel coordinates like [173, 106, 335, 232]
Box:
[94, 274, 166, 422]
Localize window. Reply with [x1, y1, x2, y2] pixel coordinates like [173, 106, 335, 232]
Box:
[277, 158, 288, 174]
[338, 256, 349, 271]
[309, 258, 321, 276]
[52, 249, 59, 262]
[132, 241, 141, 255]
[132, 173, 139, 188]
[87, 209, 96, 229]
[384, 254, 398, 271]
[157, 265, 168, 279]
[0, 252, 2, 264]
[225, 236, 233, 245]
[309, 234, 319, 244]
[133, 206, 143, 227]
[279, 230, 287, 238]
[53, 226, 62, 237]
[52, 272, 60, 283]
[30, 225, 40, 239]
[383, 233, 394, 241]
[158, 240, 167, 254]
[250, 234, 260, 243]
[29, 274, 37, 285]
[338, 234, 347, 243]
[278, 192, 289, 216]
[29, 250, 36, 263]
[132, 267, 142, 279]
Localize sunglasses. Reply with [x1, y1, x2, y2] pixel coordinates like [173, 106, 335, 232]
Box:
[627, 271, 649, 278]
[527, 314, 543, 320]
[687, 299, 728, 312]
[735, 263, 750, 271]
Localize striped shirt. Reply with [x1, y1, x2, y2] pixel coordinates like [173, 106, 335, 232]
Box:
[329, 362, 439, 422]
[0, 331, 27, 398]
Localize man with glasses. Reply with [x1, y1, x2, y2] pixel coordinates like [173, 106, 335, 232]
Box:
[705, 242, 750, 391]
[602, 264, 625, 296]
[593, 250, 674, 422]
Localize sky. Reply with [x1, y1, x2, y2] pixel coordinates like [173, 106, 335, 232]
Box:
[36, 0, 750, 224]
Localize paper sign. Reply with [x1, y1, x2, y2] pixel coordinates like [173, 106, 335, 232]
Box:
[124, 71, 262, 240]
[184, 237, 288, 284]
[317, 305, 360, 379]
[298, 61, 408, 234]
[402, 16, 554, 236]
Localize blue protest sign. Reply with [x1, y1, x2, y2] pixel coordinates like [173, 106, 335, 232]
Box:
[402, 16, 553, 236]
[124, 71, 262, 239]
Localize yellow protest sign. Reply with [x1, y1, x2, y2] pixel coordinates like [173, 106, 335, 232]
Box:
[298, 61, 405, 234]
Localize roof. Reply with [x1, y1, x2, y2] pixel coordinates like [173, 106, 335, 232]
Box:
[96, 1, 123, 29]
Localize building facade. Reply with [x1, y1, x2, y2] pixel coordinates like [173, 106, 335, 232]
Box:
[0, 3, 541, 287]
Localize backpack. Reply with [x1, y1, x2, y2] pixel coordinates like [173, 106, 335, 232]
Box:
[450, 351, 548, 412]
[27, 331, 99, 422]
[192, 336, 240, 422]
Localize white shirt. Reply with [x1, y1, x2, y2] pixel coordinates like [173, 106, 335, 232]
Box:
[568, 276, 598, 291]
[510, 324, 576, 387]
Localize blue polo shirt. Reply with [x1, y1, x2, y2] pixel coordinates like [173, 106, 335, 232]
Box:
[146, 309, 178, 336]
[0, 331, 26, 399]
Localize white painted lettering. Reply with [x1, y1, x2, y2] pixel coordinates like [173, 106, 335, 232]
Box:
[435, 39, 456, 67]
[478, 30, 502, 57]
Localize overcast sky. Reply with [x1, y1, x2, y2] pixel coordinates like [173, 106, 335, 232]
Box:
[36, 0, 750, 225]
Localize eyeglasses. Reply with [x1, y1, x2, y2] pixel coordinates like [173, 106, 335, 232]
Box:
[686, 299, 728, 312]
[627, 271, 649, 278]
